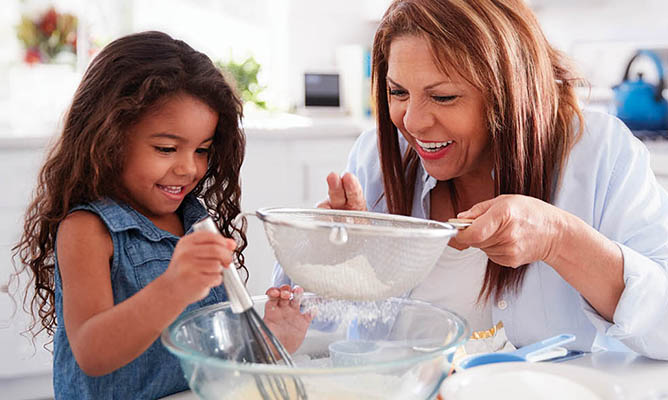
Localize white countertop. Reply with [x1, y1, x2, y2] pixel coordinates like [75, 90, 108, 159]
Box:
[161, 351, 668, 399]
[0, 112, 373, 149]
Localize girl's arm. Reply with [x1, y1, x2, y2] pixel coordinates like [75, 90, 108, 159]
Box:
[57, 211, 233, 376]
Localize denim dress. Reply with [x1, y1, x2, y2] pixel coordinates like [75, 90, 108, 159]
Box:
[53, 195, 228, 399]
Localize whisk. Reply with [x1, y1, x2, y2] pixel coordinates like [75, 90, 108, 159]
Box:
[192, 217, 307, 400]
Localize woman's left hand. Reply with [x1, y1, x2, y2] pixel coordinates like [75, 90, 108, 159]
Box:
[264, 285, 314, 354]
[449, 194, 565, 268]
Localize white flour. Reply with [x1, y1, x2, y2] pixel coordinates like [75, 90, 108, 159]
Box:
[289, 254, 392, 301]
[299, 296, 402, 329]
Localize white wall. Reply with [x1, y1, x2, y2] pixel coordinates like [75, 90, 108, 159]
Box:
[535, 0, 668, 89]
[281, 0, 379, 110]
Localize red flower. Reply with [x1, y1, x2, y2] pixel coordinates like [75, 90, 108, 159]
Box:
[39, 8, 58, 36]
[24, 48, 42, 64]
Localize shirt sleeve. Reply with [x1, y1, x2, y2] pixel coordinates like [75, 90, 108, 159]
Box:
[580, 114, 668, 360]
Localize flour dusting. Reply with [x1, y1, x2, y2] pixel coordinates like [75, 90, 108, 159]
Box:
[289, 254, 392, 301]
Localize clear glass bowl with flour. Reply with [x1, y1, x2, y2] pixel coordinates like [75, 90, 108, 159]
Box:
[162, 293, 469, 400]
[254, 208, 459, 301]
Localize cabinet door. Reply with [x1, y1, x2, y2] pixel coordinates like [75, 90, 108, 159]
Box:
[292, 138, 358, 207]
[0, 146, 54, 398]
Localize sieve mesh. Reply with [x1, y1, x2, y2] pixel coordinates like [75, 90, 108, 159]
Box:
[255, 208, 458, 301]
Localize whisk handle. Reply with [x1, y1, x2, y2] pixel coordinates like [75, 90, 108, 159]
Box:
[192, 217, 253, 313]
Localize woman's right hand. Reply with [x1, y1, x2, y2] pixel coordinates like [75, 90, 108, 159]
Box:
[162, 231, 236, 305]
[317, 172, 367, 211]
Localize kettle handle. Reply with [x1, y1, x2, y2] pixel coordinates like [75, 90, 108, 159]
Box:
[621, 49, 665, 101]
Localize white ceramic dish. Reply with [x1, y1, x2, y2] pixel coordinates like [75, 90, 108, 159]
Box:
[440, 362, 627, 400]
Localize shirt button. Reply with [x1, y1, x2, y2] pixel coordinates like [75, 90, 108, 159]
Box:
[497, 300, 508, 310]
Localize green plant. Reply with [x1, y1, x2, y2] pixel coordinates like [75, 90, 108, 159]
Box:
[216, 56, 267, 109]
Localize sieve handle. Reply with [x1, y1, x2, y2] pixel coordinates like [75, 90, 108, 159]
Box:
[192, 217, 253, 314]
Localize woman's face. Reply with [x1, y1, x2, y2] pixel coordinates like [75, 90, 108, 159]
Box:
[121, 93, 217, 225]
[387, 35, 492, 182]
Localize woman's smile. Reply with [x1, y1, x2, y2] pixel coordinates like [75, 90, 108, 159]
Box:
[415, 138, 454, 160]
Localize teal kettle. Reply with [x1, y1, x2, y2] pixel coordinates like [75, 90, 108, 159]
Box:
[613, 49, 668, 131]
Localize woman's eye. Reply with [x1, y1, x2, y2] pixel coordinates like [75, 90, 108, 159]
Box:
[432, 95, 458, 103]
[195, 147, 210, 154]
[388, 89, 407, 97]
[155, 146, 176, 153]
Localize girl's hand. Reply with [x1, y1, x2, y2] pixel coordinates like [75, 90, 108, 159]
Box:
[264, 285, 314, 354]
[162, 231, 236, 305]
[317, 172, 367, 211]
[449, 194, 564, 268]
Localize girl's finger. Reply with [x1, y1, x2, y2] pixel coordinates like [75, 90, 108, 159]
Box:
[290, 286, 304, 309]
[277, 285, 292, 307]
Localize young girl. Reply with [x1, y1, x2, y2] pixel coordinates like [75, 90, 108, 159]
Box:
[12, 31, 311, 399]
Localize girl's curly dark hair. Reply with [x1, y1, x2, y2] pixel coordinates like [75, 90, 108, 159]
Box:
[11, 31, 247, 340]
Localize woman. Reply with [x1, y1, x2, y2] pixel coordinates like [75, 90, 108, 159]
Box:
[274, 0, 668, 359]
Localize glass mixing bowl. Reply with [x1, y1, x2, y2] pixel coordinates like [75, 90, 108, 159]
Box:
[162, 294, 469, 400]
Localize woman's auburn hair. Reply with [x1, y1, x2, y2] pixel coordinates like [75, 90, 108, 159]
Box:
[372, 0, 585, 301]
[12, 31, 248, 339]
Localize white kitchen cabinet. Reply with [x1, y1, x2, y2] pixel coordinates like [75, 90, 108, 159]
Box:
[0, 141, 54, 400]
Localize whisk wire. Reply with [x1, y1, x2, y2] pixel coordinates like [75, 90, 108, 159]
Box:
[246, 311, 292, 399]
[251, 309, 308, 399]
[192, 217, 308, 400]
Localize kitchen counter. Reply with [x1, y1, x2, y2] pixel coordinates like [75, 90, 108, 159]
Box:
[161, 351, 668, 399]
[0, 112, 373, 148]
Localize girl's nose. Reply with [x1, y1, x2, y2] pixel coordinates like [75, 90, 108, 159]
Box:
[174, 154, 197, 177]
[403, 99, 434, 135]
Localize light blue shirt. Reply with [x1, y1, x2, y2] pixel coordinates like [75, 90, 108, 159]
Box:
[274, 110, 668, 360]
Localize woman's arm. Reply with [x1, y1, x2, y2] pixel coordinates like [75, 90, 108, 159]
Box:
[57, 211, 231, 376]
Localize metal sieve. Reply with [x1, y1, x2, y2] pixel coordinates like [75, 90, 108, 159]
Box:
[253, 208, 458, 301]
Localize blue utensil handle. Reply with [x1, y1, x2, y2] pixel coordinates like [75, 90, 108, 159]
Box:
[512, 334, 576, 359]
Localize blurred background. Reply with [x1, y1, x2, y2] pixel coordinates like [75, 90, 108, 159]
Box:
[1, 0, 668, 398]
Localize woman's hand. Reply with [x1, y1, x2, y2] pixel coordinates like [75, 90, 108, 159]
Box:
[451, 194, 624, 321]
[317, 172, 367, 211]
[161, 231, 236, 306]
[264, 285, 314, 354]
[449, 194, 564, 267]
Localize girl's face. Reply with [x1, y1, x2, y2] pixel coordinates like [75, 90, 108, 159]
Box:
[121, 93, 217, 224]
[387, 35, 492, 183]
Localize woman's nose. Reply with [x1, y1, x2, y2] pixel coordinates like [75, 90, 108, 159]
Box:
[403, 99, 434, 135]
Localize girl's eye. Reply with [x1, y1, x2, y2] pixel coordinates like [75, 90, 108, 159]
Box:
[195, 147, 210, 154]
[155, 146, 176, 153]
[432, 95, 458, 103]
